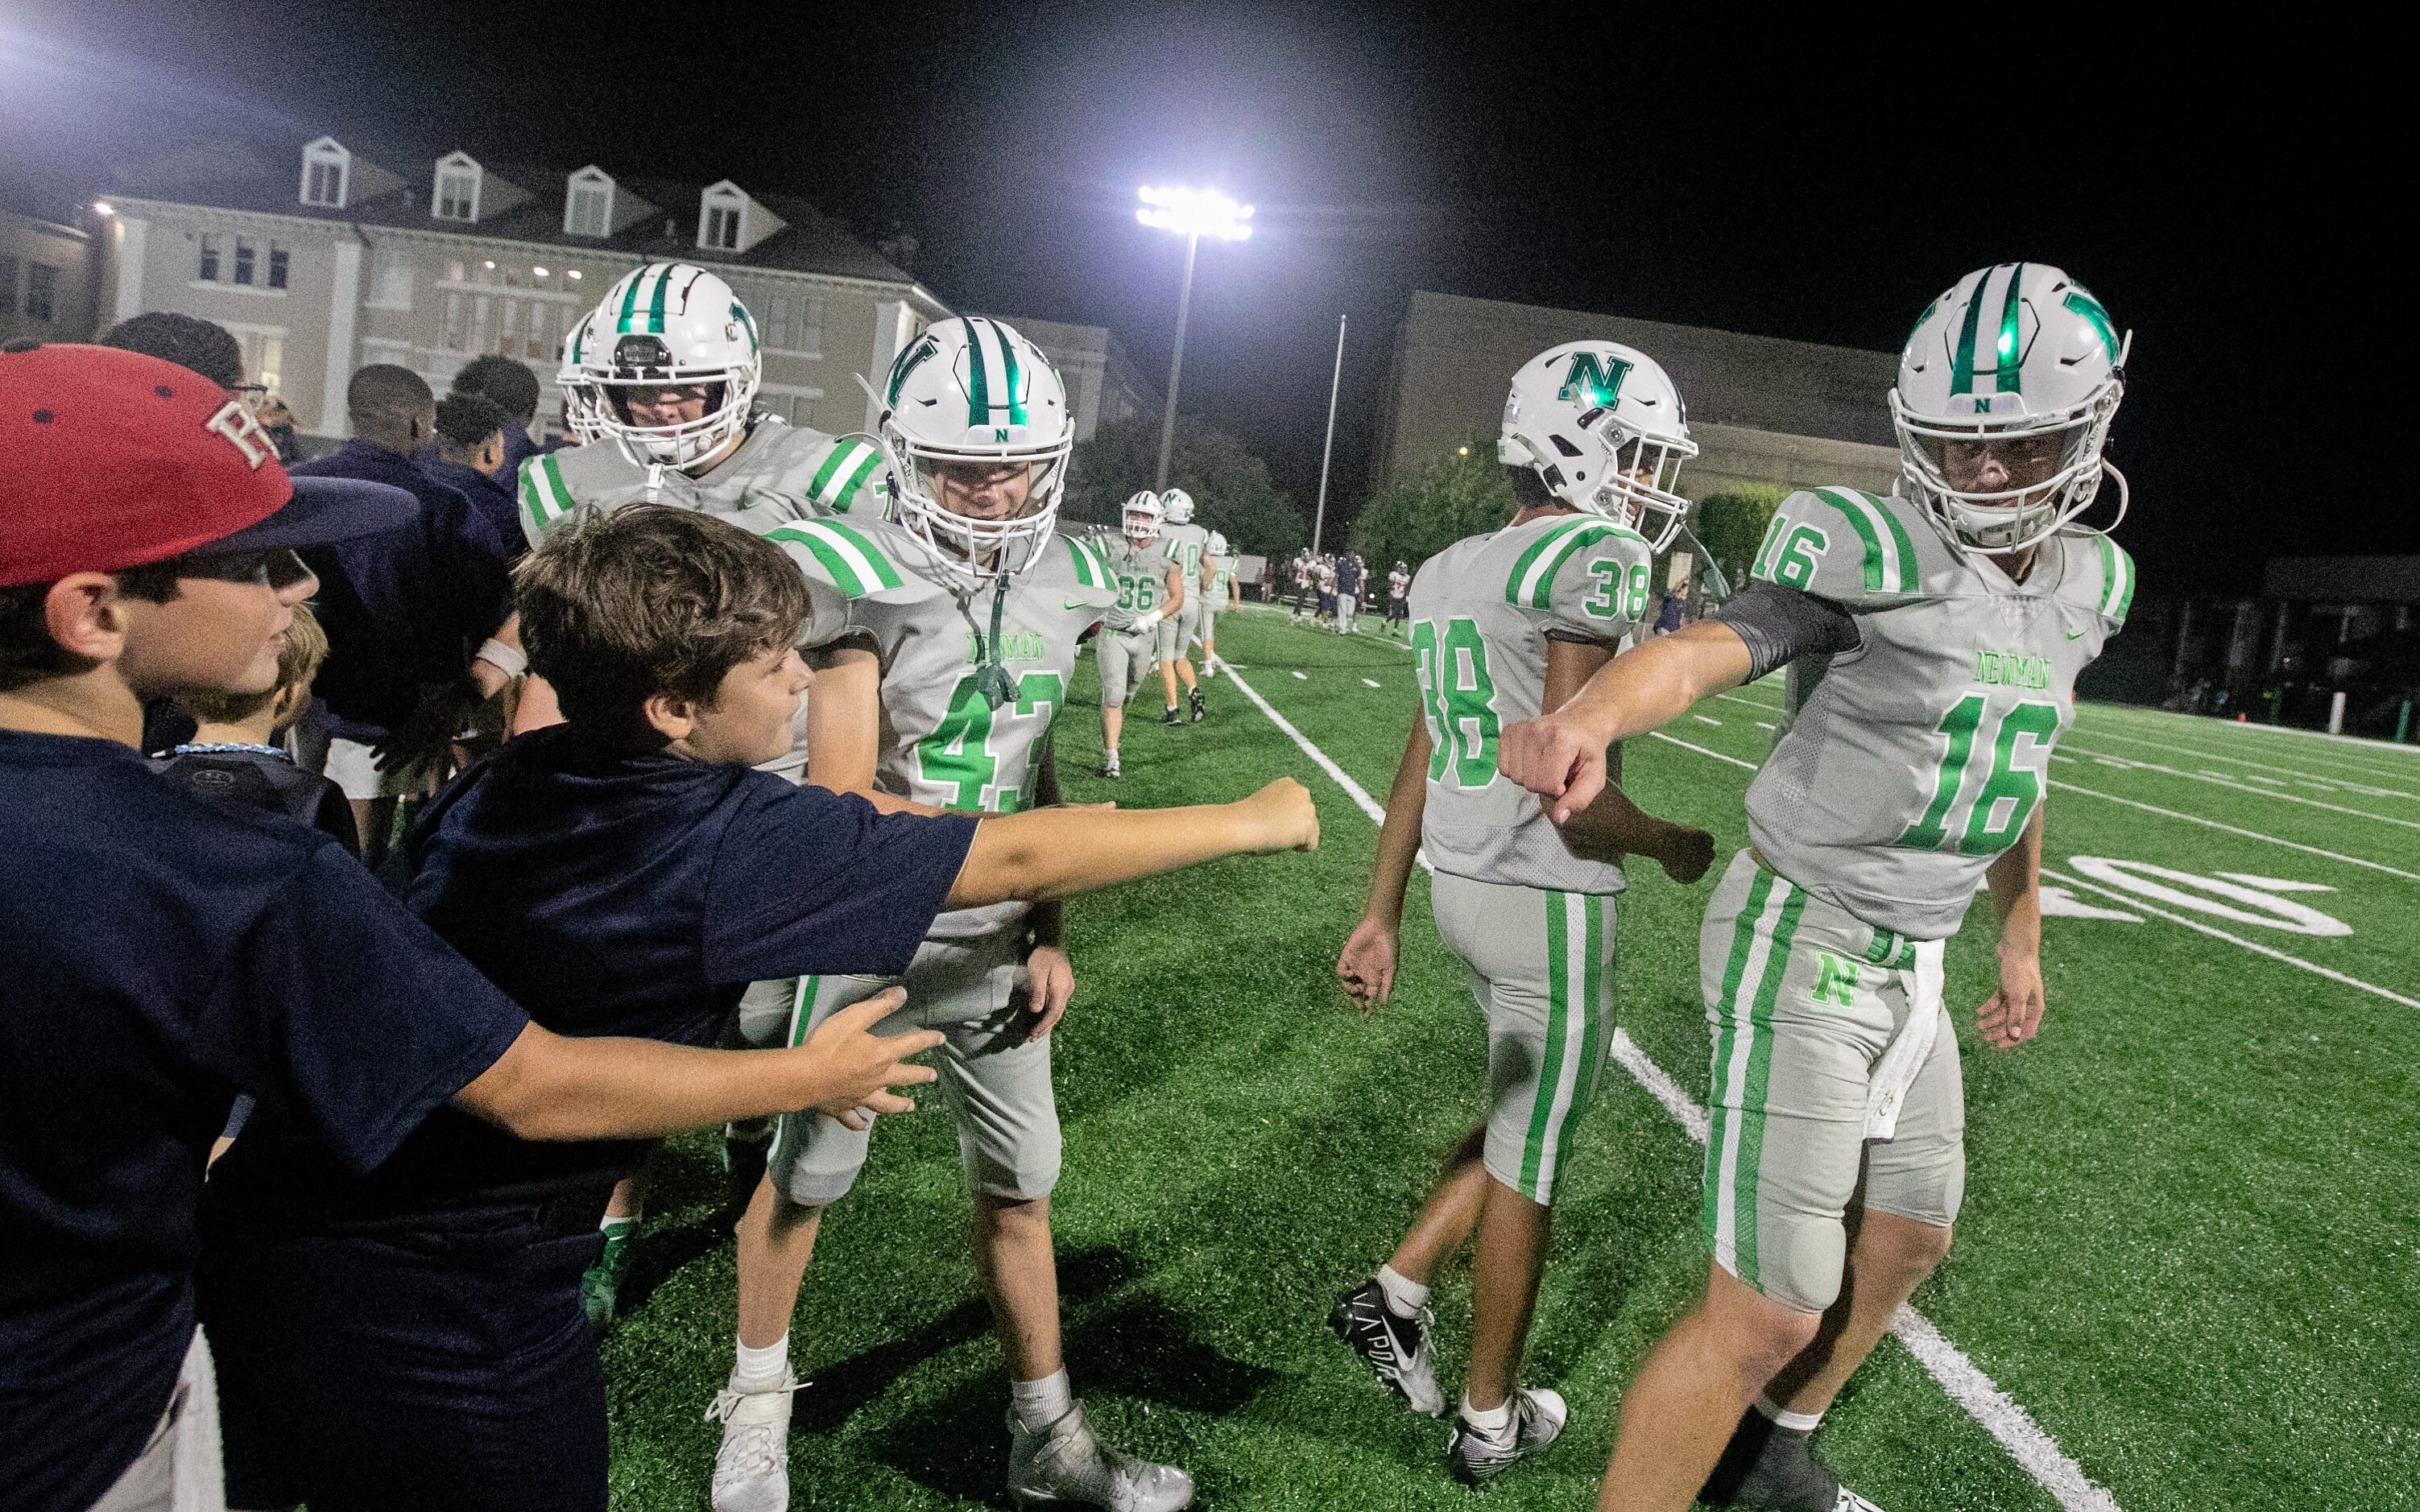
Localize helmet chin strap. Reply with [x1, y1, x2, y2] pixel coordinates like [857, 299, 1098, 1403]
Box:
[962, 578, 1020, 710]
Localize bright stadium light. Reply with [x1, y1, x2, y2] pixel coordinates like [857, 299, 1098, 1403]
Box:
[91, 201, 114, 217]
[1137, 184, 1254, 488]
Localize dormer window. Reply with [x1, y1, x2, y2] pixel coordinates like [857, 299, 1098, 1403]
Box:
[699, 182, 747, 252]
[565, 166, 614, 238]
[432, 152, 483, 223]
[300, 137, 350, 209]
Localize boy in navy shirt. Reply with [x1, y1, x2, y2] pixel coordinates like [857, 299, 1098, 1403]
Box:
[0, 347, 959, 1512]
[147, 601, 358, 853]
[199, 504, 1319, 1512]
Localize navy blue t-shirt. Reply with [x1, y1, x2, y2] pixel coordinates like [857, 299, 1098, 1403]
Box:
[0, 729, 530, 1512]
[207, 725, 979, 1219]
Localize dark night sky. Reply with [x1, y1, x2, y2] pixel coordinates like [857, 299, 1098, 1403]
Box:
[2, 2, 2391, 598]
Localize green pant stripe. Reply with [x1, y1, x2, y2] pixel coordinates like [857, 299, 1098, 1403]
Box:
[1520, 891, 1574, 1196]
[1548, 894, 1609, 1187]
[765, 976, 822, 1168]
[1731, 889, 1806, 1284]
[1700, 871, 1773, 1253]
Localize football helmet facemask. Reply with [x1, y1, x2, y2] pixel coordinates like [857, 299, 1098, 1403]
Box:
[555, 309, 607, 444]
[1891, 262, 2129, 555]
[574, 262, 762, 469]
[873, 316, 1072, 589]
[1499, 341, 1697, 552]
[1122, 490, 1164, 545]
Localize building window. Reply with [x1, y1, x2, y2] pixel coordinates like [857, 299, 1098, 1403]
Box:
[795, 295, 824, 354]
[0, 256, 17, 312]
[498, 298, 519, 356]
[788, 395, 816, 428]
[300, 138, 350, 209]
[471, 295, 490, 352]
[565, 168, 614, 238]
[442, 292, 465, 349]
[703, 204, 740, 250]
[255, 336, 282, 390]
[766, 295, 790, 349]
[198, 233, 221, 282]
[445, 258, 466, 283]
[233, 238, 256, 286]
[433, 153, 483, 223]
[369, 243, 413, 309]
[24, 265, 56, 323]
[267, 242, 289, 290]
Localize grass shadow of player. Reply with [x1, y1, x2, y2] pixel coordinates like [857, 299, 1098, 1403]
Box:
[611, 1141, 732, 1321]
[857, 1256, 1281, 1504]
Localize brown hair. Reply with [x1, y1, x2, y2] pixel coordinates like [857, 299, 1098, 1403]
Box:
[514, 505, 808, 742]
[180, 602, 329, 729]
[0, 560, 184, 693]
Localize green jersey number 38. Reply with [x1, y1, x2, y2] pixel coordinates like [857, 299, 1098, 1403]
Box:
[1413, 617, 1500, 789]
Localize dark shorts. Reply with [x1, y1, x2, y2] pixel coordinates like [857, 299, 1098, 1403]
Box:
[1388, 595, 1409, 619]
[197, 1198, 609, 1512]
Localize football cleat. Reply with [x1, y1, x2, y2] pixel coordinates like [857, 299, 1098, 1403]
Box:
[1446, 1386, 1567, 1485]
[1007, 1401, 1194, 1510]
[706, 1372, 805, 1512]
[1099, 750, 1120, 779]
[1160, 705, 1181, 726]
[1699, 1407, 1886, 1512]
[1326, 1279, 1444, 1417]
[1188, 688, 1206, 723]
[581, 1221, 635, 1332]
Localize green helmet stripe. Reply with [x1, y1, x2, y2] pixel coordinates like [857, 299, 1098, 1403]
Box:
[731, 302, 758, 357]
[2063, 287, 2120, 363]
[616, 270, 643, 333]
[646, 266, 671, 334]
[1948, 266, 1990, 395]
[963, 320, 993, 428]
[1993, 262, 2025, 395]
[982, 318, 1028, 427]
[887, 333, 937, 403]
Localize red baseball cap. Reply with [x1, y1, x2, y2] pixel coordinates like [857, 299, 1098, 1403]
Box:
[0, 342, 415, 587]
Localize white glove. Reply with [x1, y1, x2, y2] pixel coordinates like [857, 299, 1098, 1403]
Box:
[1134, 609, 1164, 632]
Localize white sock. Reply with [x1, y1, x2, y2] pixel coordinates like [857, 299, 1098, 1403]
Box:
[1459, 1391, 1512, 1433]
[1755, 1392, 1824, 1433]
[1011, 1368, 1074, 1433]
[732, 1333, 790, 1392]
[1375, 1264, 1429, 1317]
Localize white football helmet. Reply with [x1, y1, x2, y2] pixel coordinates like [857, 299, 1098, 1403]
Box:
[554, 310, 606, 444]
[1160, 487, 1195, 525]
[1891, 262, 2128, 554]
[1122, 490, 1164, 544]
[873, 316, 1072, 588]
[573, 262, 762, 469]
[1206, 529, 1230, 557]
[1499, 341, 1697, 552]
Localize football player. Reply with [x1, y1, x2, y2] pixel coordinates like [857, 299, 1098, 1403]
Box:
[518, 262, 894, 1327]
[1198, 528, 1234, 677]
[1156, 488, 1210, 721]
[717, 318, 1199, 1512]
[1385, 560, 1412, 635]
[1497, 266, 2133, 1512]
[1089, 493, 1185, 778]
[1332, 341, 1716, 1484]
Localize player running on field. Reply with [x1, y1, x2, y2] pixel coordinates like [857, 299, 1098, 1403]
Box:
[1198, 528, 1235, 677]
[1498, 265, 2135, 1512]
[1156, 488, 1210, 721]
[1333, 341, 1716, 1485]
[1089, 492, 1186, 778]
[719, 318, 1212, 1512]
[508, 262, 899, 1326]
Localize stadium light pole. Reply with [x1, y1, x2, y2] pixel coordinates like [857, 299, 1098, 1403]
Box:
[1310, 313, 1345, 555]
[1137, 185, 1252, 490]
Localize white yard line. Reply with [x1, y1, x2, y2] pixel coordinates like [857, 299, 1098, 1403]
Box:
[2039, 869, 2419, 1010]
[1649, 730, 1756, 770]
[2058, 743, 2420, 832]
[2045, 779, 2420, 882]
[2071, 725, 2420, 801]
[1692, 714, 1723, 726]
[2083, 706, 2420, 780]
[1224, 655, 2120, 1512]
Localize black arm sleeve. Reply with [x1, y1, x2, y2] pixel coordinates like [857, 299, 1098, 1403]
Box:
[1714, 582, 1861, 680]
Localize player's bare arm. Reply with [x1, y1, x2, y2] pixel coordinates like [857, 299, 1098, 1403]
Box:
[1023, 738, 1076, 1040]
[1977, 804, 2047, 1050]
[1500, 619, 1754, 824]
[452, 990, 944, 1138]
[949, 778, 1317, 908]
[1338, 704, 1433, 1011]
[1162, 560, 1185, 617]
[1530, 634, 1717, 878]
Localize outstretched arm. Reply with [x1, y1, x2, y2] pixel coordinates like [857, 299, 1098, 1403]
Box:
[1540, 637, 1715, 882]
[1500, 621, 1756, 823]
[947, 778, 1317, 908]
[1338, 705, 1432, 1010]
[1976, 804, 2046, 1049]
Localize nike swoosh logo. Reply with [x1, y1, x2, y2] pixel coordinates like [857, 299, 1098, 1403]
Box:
[2067, 627, 2087, 638]
[1064, 600, 1094, 610]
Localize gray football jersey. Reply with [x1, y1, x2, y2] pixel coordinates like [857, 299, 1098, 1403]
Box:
[1744, 486, 2133, 940]
[515, 417, 887, 547]
[761, 516, 1120, 939]
[1409, 511, 1657, 894]
[1087, 531, 1178, 631]
[1160, 522, 1210, 587]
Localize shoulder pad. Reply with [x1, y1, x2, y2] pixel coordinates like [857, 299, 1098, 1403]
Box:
[1751, 488, 1922, 603]
[1057, 534, 1122, 608]
[801, 434, 891, 518]
[2076, 531, 2135, 627]
[755, 516, 937, 604]
[517, 450, 578, 546]
[1500, 514, 1649, 613]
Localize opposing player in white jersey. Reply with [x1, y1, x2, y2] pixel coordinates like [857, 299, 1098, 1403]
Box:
[718, 318, 1206, 1512]
[1332, 341, 1715, 1484]
[1198, 529, 1234, 677]
[1500, 266, 2134, 1512]
[1385, 560, 1412, 635]
[1088, 493, 1185, 778]
[1155, 488, 1210, 722]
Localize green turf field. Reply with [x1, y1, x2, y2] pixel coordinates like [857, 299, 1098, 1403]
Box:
[602, 605, 2418, 1510]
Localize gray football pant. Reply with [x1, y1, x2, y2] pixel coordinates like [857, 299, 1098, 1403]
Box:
[738, 927, 1060, 1207]
[1157, 597, 1204, 665]
[1698, 850, 1964, 1315]
[1096, 625, 1156, 710]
